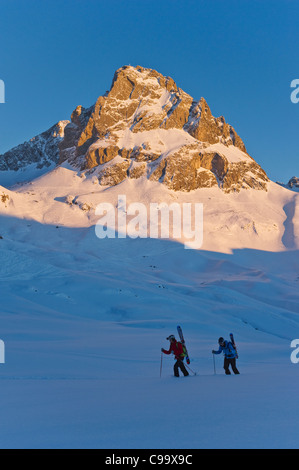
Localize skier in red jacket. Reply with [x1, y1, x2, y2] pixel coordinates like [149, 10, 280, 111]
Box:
[161, 335, 189, 377]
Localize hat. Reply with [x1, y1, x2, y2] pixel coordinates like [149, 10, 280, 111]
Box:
[166, 335, 175, 341]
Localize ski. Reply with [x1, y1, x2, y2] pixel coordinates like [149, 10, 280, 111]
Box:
[230, 333, 238, 359]
[177, 325, 190, 364]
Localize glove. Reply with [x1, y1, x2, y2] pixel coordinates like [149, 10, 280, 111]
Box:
[161, 348, 165, 353]
[212, 350, 215, 354]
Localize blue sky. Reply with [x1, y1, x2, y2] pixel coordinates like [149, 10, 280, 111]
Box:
[0, 0, 298, 182]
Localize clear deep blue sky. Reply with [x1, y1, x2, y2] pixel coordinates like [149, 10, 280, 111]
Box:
[0, 0, 298, 182]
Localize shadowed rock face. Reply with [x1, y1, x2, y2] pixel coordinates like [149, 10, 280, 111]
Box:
[0, 121, 69, 172]
[276, 176, 299, 193]
[287, 176, 299, 189]
[0, 65, 269, 192]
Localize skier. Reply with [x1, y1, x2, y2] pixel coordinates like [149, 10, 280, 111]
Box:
[212, 337, 240, 375]
[161, 335, 189, 377]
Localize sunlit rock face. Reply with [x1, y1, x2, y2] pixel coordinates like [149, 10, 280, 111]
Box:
[1, 65, 269, 192]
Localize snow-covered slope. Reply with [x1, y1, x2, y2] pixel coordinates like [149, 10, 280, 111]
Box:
[0, 65, 298, 449]
[0, 208, 299, 448]
[1, 166, 298, 253]
[0, 164, 298, 449]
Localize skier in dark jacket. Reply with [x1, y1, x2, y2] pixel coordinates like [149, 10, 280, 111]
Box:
[161, 335, 189, 377]
[212, 337, 240, 375]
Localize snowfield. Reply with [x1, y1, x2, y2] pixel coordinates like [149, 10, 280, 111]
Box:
[0, 168, 299, 449]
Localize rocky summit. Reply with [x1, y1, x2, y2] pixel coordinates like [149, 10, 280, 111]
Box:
[0, 65, 269, 192]
[277, 176, 299, 192]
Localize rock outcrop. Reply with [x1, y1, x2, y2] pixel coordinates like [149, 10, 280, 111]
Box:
[0, 121, 69, 172]
[277, 176, 299, 192]
[287, 176, 299, 190]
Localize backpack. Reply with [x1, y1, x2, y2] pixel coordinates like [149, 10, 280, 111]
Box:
[225, 341, 236, 357]
[178, 341, 187, 358]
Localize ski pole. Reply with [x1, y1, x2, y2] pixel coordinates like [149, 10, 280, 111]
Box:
[213, 353, 216, 375]
[185, 363, 197, 376]
[160, 352, 163, 378]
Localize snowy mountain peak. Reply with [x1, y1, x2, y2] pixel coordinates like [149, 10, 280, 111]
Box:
[58, 65, 268, 192]
[0, 65, 269, 192]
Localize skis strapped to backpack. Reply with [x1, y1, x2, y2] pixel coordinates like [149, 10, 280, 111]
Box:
[177, 325, 190, 364]
[230, 333, 238, 359]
